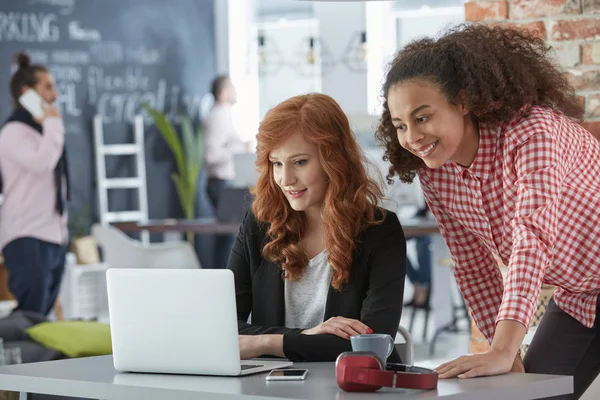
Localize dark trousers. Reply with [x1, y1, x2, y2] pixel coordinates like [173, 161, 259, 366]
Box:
[523, 296, 600, 399]
[405, 235, 432, 286]
[2, 237, 67, 316]
[207, 178, 236, 269]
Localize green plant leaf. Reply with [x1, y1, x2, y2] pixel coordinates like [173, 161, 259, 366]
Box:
[143, 104, 185, 177]
[180, 115, 197, 169]
[187, 163, 201, 217]
[171, 173, 193, 220]
[196, 125, 205, 169]
[144, 102, 203, 220]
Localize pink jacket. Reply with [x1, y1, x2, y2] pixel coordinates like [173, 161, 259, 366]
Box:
[0, 117, 68, 251]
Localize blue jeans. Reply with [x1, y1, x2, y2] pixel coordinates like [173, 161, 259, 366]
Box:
[405, 235, 431, 286]
[207, 178, 236, 269]
[3, 237, 67, 316]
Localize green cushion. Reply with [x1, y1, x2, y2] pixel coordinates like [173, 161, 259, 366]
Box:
[26, 321, 112, 358]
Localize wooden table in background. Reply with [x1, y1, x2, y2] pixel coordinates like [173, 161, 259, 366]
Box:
[113, 217, 439, 239]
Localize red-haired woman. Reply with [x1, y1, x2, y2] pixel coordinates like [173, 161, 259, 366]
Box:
[229, 93, 406, 362]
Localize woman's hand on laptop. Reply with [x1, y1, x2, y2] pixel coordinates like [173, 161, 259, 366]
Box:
[239, 335, 285, 359]
[301, 317, 373, 339]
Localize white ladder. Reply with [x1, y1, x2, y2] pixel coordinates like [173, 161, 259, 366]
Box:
[93, 115, 149, 244]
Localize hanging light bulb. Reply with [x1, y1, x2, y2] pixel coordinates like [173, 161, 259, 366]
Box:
[258, 33, 267, 65]
[306, 37, 316, 65]
[360, 31, 367, 63]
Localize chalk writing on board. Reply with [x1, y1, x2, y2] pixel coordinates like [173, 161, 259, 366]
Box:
[64, 123, 82, 135]
[24, 49, 49, 64]
[51, 50, 89, 64]
[49, 65, 82, 83]
[56, 82, 81, 117]
[169, 85, 180, 114]
[68, 21, 101, 42]
[96, 79, 167, 124]
[87, 66, 150, 103]
[29, 0, 76, 14]
[126, 46, 162, 65]
[89, 41, 124, 65]
[0, 13, 60, 42]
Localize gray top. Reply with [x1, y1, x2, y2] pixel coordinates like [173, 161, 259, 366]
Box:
[0, 355, 572, 400]
[284, 250, 332, 329]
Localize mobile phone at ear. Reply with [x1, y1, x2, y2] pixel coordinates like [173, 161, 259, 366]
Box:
[266, 369, 308, 381]
[18, 88, 44, 119]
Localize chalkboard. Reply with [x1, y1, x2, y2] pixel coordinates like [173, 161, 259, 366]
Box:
[0, 0, 216, 233]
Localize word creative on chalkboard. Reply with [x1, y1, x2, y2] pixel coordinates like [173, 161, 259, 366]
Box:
[0, 0, 216, 226]
[0, 0, 216, 137]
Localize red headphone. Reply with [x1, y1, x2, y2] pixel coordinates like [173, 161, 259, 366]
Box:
[335, 351, 438, 392]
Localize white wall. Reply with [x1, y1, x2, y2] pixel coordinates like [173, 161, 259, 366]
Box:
[366, 0, 398, 116]
[314, 2, 368, 115]
[396, 7, 465, 49]
[213, 0, 259, 144]
[258, 19, 322, 118]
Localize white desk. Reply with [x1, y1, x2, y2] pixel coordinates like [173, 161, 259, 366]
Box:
[0, 355, 572, 399]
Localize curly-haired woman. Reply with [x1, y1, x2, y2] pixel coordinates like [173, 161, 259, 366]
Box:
[229, 93, 406, 362]
[376, 23, 600, 398]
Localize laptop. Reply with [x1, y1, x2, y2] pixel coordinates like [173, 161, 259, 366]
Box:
[106, 268, 293, 376]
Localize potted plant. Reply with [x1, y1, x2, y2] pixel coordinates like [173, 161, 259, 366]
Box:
[143, 104, 205, 243]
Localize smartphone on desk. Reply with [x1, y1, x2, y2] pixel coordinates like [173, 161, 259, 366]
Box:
[266, 369, 309, 381]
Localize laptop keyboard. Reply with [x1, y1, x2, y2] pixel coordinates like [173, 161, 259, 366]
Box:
[241, 364, 264, 370]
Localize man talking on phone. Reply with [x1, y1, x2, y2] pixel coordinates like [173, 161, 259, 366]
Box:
[0, 52, 70, 316]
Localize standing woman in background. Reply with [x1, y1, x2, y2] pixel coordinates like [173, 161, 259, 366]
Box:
[203, 74, 245, 269]
[0, 52, 69, 316]
[376, 24, 600, 399]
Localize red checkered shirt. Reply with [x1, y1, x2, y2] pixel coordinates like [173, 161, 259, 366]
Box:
[418, 106, 600, 343]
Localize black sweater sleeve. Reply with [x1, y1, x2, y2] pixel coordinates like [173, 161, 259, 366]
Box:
[282, 214, 406, 362]
[228, 212, 303, 336]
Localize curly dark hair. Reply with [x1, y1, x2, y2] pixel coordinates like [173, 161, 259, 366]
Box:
[375, 23, 584, 184]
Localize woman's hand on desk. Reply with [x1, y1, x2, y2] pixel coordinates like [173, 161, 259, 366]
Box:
[436, 319, 527, 379]
[301, 317, 372, 339]
[239, 335, 284, 359]
[434, 349, 516, 379]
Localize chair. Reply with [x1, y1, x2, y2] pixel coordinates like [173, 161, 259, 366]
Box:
[429, 286, 469, 356]
[58, 225, 202, 321]
[91, 224, 201, 269]
[395, 325, 414, 365]
[406, 283, 432, 342]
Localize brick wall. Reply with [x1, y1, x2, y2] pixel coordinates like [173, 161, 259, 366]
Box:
[465, 0, 600, 139]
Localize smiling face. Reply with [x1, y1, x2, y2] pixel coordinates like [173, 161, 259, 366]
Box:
[269, 132, 328, 216]
[386, 80, 479, 168]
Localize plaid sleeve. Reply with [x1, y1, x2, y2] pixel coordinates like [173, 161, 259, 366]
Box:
[420, 177, 504, 343]
[498, 130, 565, 329]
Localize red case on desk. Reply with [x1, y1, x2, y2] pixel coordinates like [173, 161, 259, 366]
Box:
[335, 351, 438, 392]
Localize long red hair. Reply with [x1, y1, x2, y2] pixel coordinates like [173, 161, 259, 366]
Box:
[252, 93, 384, 289]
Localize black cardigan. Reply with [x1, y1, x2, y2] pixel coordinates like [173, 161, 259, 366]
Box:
[227, 208, 406, 362]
